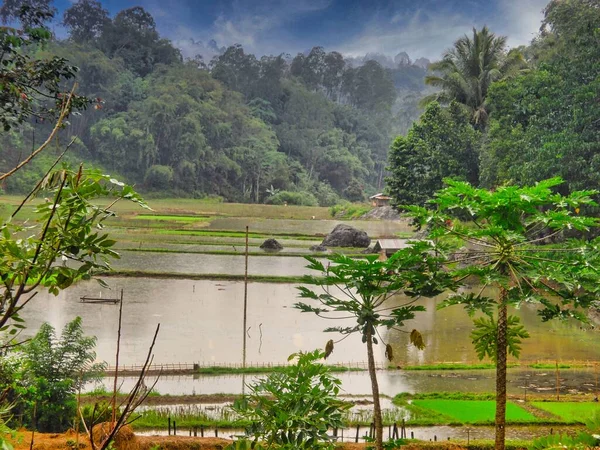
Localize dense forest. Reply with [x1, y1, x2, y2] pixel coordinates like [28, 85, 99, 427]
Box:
[1, 0, 597, 209]
[0, 0, 429, 205]
[387, 0, 599, 207]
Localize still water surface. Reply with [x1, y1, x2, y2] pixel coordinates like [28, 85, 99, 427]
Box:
[112, 251, 314, 276]
[92, 367, 600, 397]
[20, 278, 600, 369]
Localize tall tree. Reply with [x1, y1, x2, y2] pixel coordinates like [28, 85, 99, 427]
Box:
[423, 26, 525, 126]
[63, 0, 109, 42]
[296, 246, 451, 450]
[480, 0, 599, 191]
[408, 178, 600, 450]
[0, 7, 89, 132]
[99, 6, 180, 77]
[386, 101, 480, 207]
[0, 0, 56, 27]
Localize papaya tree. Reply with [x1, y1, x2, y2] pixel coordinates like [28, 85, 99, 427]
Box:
[295, 244, 454, 450]
[407, 178, 600, 450]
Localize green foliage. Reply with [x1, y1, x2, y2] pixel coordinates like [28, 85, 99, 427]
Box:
[231, 350, 350, 450]
[10, 317, 105, 432]
[423, 26, 526, 126]
[408, 177, 600, 448]
[328, 202, 371, 219]
[295, 245, 455, 450]
[470, 315, 530, 361]
[0, 165, 147, 336]
[144, 165, 174, 190]
[386, 102, 480, 207]
[266, 191, 318, 207]
[63, 0, 109, 42]
[0, 6, 90, 131]
[529, 433, 599, 450]
[481, 0, 599, 193]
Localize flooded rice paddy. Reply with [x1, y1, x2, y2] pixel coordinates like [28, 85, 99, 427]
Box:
[204, 217, 412, 237]
[18, 214, 600, 402]
[111, 251, 315, 276]
[92, 366, 600, 397]
[22, 276, 600, 371]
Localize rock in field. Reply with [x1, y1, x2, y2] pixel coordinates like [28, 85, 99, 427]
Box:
[321, 224, 370, 248]
[260, 238, 283, 251]
[309, 244, 328, 252]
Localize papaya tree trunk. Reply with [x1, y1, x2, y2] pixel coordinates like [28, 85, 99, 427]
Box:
[366, 326, 383, 450]
[495, 287, 508, 450]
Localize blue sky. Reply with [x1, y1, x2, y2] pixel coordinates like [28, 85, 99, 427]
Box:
[52, 0, 549, 60]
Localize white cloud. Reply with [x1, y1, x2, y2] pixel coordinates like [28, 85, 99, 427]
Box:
[210, 0, 332, 55]
[337, 1, 546, 62]
[497, 0, 547, 47]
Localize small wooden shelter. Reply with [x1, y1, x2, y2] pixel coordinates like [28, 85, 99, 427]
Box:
[369, 193, 392, 207]
[373, 239, 408, 257]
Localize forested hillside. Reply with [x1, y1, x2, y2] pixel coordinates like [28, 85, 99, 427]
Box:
[0, 0, 429, 205]
[387, 0, 599, 207]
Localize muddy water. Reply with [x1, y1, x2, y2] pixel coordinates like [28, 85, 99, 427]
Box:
[112, 251, 313, 276]
[115, 243, 318, 254]
[207, 218, 412, 237]
[20, 278, 600, 368]
[90, 367, 600, 397]
[135, 425, 583, 442]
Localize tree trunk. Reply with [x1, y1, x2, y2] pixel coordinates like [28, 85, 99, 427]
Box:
[495, 287, 509, 450]
[366, 327, 384, 450]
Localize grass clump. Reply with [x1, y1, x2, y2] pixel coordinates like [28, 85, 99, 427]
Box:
[329, 203, 372, 219]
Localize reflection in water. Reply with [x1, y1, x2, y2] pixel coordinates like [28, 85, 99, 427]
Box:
[384, 293, 600, 365]
[19, 278, 600, 368]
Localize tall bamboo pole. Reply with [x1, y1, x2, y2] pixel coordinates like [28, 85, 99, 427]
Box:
[242, 226, 249, 368]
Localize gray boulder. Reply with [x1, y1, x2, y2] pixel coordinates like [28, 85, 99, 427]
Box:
[260, 238, 283, 251]
[309, 244, 328, 252]
[321, 224, 370, 248]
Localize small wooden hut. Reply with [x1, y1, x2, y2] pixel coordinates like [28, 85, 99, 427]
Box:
[369, 193, 392, 207]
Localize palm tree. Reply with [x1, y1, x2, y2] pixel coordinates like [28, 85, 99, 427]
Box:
[422, 26, 525, 126]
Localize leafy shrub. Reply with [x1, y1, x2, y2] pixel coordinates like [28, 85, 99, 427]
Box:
[231, 350, 350, 449]
[265, 190, 318, 206]
[144, 165, 174, 190]
[343, 179, 365, 202]
[314, 182, 340, 207]
[329, 201, 371, 218]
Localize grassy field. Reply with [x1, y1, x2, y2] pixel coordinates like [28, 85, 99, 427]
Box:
[531, 402, 600, 423]
[0, 195, 334, 220]
[411, 399, 537, 423]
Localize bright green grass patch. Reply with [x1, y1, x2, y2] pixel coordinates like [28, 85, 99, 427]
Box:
[412, 400, 537, 423]
[133, 214, 212, 222]
[529, 363, 582, 369]
[532, 402, 600, 423]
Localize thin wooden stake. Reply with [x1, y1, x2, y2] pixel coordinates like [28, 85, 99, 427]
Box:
[595, 363, 598, 400]
[111, 289, 124, 425]
[556, 361, 560, 401]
